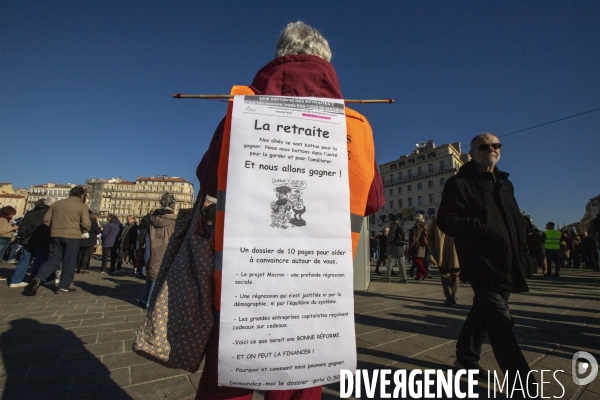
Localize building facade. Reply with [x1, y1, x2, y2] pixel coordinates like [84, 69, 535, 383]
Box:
[0, 194, 27, 217]
[86, 176, 194, 223]
[370, 140, 468, 233]
[26, 182, 78, 211]
[580, 194, 600, 233]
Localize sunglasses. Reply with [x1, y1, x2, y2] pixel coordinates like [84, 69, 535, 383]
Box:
[477, 143, 502, 151]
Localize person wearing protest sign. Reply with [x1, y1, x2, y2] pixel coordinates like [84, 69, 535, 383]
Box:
[194, 21, 384, 400]
[437, 132, 535, 391]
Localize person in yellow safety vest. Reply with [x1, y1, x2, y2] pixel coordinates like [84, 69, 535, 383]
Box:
[544, 221, 562, 277]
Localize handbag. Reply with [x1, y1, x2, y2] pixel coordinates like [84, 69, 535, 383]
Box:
[133, 193, 215, 372]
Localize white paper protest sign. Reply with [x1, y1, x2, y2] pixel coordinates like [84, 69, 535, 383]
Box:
[218, 95, 356, 390]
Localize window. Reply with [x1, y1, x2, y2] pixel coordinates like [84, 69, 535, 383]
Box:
[389, 189, 394, 195]
[399, 161, 406, 167]
[440, 178, 446, 185]
[418, 196, 424, 205]
[429, 194, 435, 204]
[417, 183, 423, 190]
[389, 174, 394, 183]
[390, 200, 394, 209]
[390, 163, 397, 170]
[428, 163, 433, 173]
[408, 198, 413, 207]
[427, 152, 436, 158]
[428, 180, 433, 188]
[407, 185, 412, 192]
[440, 161, 445, 171]
[417, 155, 425, 161]
[408, 158, 415, 164]
[398, 186, 402, 193]
[408, 169, 412, 179]
[418, 167, 422, 176]
[398, 199, 403, 208]
[398, 172, 402, 181]
[381, 176, 385, 184]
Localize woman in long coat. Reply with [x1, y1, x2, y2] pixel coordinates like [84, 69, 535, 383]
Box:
[428, 216, 460, 306]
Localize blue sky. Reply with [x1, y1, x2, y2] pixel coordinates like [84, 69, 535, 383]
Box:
[1, 1, 598, 227]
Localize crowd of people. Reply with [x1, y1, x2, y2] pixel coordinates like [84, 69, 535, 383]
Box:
[0, 189, 179, 309]
[2, 20, 600, 400]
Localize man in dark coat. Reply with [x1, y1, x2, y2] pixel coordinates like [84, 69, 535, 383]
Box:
[101, 214, 123, 275]
[437, 132, 535, 390]
[9, 199, 53, 287]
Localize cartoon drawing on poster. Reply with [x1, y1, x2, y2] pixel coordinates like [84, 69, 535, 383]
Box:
[270, 179, 307, 229]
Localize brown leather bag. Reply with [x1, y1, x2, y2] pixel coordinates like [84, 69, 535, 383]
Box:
[133, 194, 215, 372]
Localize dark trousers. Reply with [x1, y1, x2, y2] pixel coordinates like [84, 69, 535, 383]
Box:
[545, 249, 561, 275]
[457, 290, 534, 383]
[34, 237, 80, 290]
[77, 246, 94, 272]
[116, 246, 136, 269]
[101, 246, 120, 272]
[375, 253, 387, 272]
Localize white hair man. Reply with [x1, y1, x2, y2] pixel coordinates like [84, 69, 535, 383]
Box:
[437, 133, 535, 390]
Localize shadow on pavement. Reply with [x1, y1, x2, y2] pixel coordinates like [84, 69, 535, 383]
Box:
[0, 318, 132, 399]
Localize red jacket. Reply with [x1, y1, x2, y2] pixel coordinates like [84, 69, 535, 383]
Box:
[196, 54, 384, 215]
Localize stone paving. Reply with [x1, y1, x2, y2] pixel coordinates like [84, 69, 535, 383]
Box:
[0, 258, 598, 399]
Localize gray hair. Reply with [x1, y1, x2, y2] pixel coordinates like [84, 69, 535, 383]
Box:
[44, 197, 57, 206]
[275, 21, 332, 62]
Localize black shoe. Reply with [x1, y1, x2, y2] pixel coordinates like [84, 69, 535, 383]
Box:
[409, 270, 414, 278]
[23, 278, 41, 296]
[391, 272, 398, 276]
[444, 297, 457, 306]
[56, 287, 77, 294]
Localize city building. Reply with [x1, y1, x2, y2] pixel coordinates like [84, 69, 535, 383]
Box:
[26, 182, 78, 211]
[0, 183, 14, 194]
[580, 194, 600, 233]
[0, 194, 27, 217]
[370, 140, 469, 233]
[86, 175, 195, 223]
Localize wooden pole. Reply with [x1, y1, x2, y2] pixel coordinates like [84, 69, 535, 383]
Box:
[172, 93, 393, 104]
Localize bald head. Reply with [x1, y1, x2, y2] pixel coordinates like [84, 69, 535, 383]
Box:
[469, 132, 502, 173]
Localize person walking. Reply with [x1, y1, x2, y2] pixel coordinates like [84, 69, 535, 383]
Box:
[384, 216, 407, 283]
[408, 214, 430, 280]
[76, 212, 101, 274]
[0, 206, 19, 280]
[24, 186, 90, 295]
[526, 227, 546, 274]
[428, 216, 460, 306]
[543, 222, 562, 277]
[9, 199, 55, 287]
[101, 214, 123, 275]
[116, 216, 138, 272]
[139, 193, 177, 309]
[375, 228, 388, 275]
[437, 132, 535, 391]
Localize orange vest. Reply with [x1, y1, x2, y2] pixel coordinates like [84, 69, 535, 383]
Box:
[213, 86, 375, 310]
